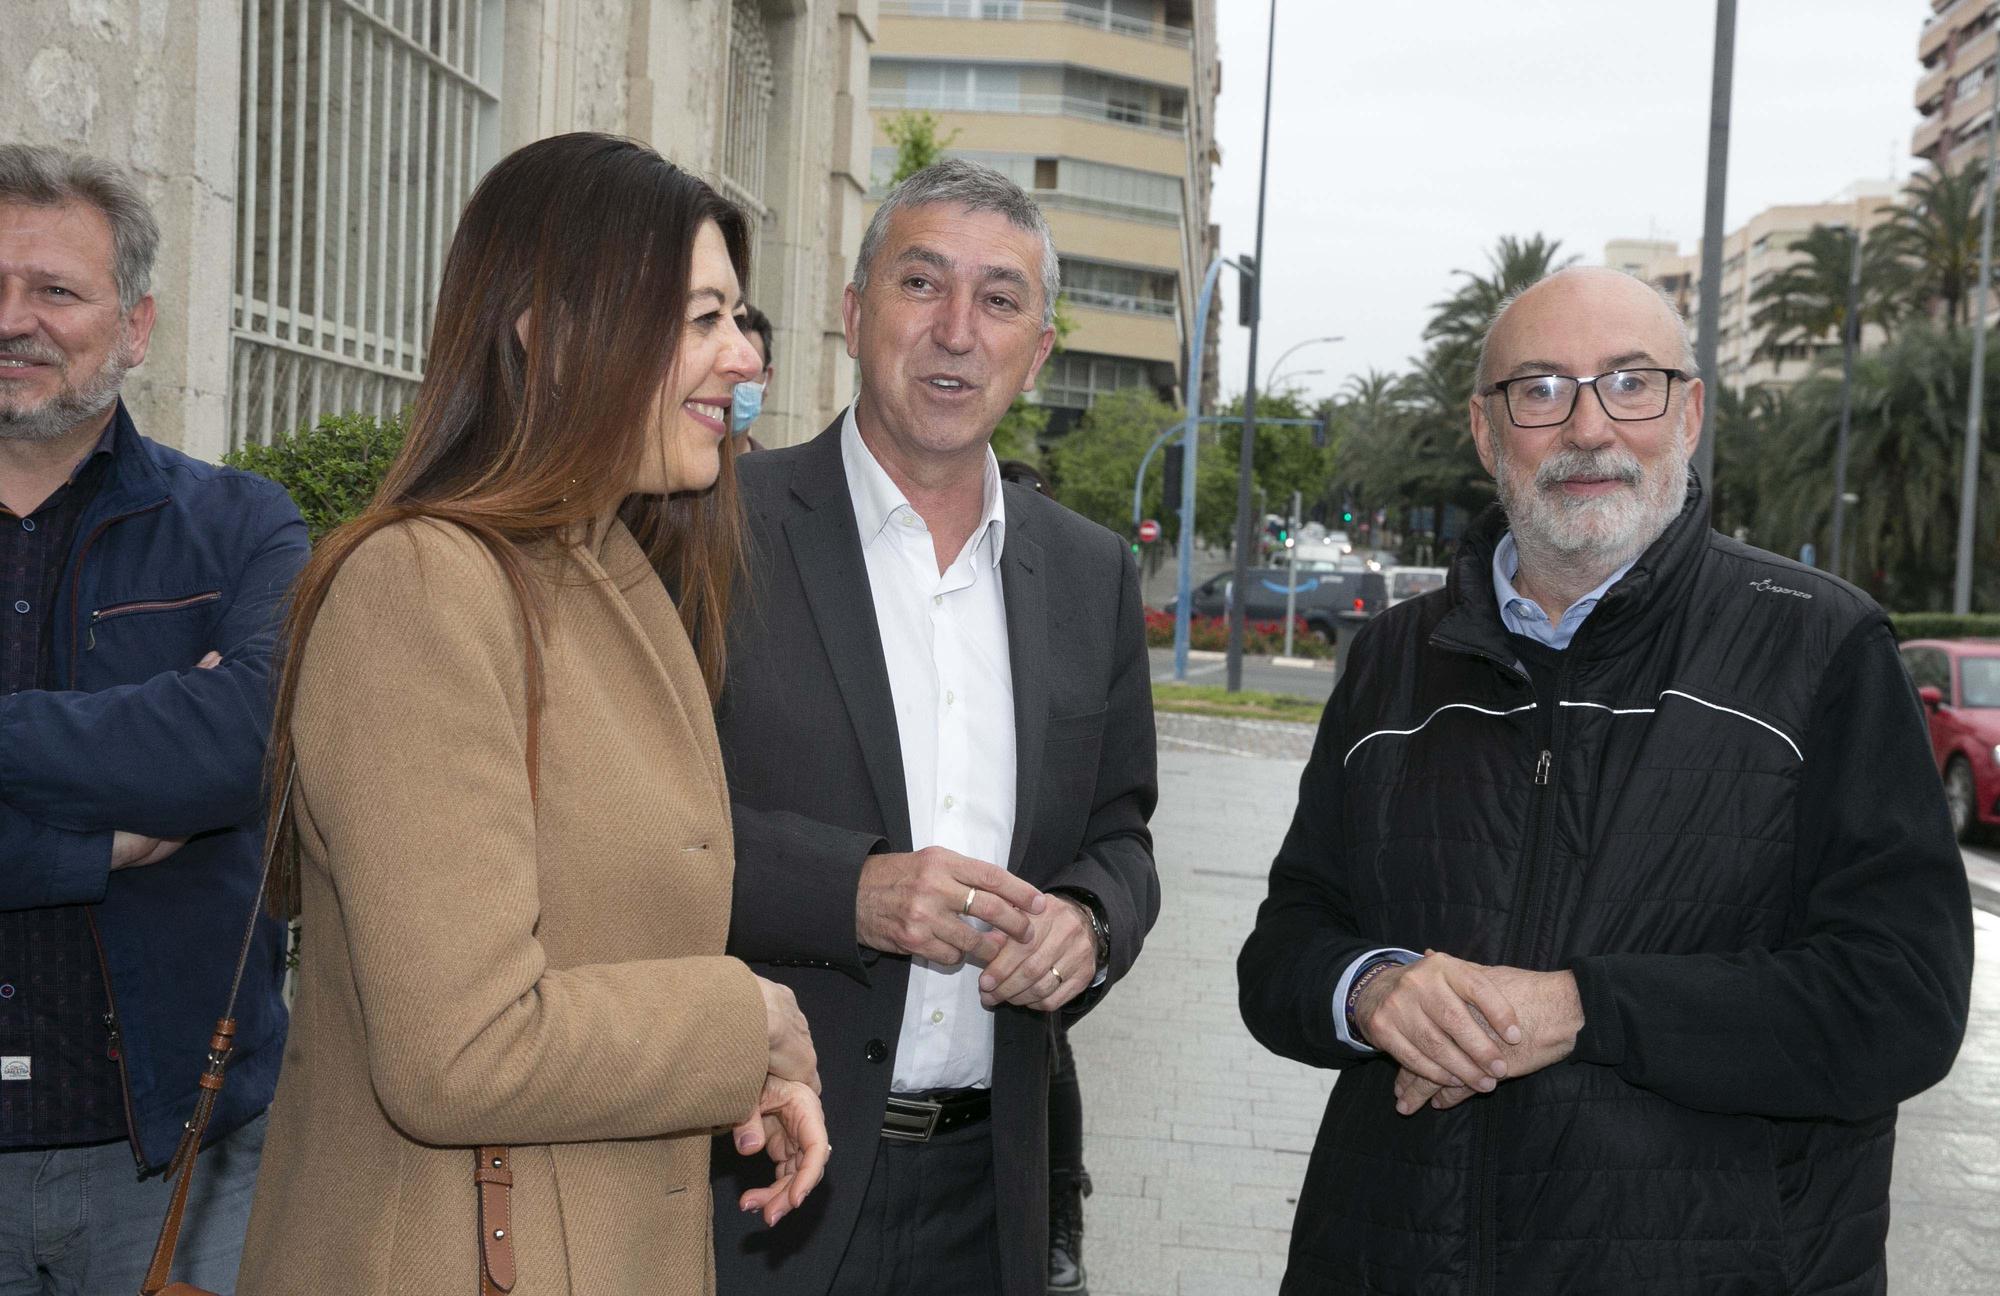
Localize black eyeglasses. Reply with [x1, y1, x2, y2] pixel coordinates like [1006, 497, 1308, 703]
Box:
[1481, 368, 1690, 428]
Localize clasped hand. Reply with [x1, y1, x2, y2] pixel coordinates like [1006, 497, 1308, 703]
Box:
[732, 977, 830, 1226]
[1351, 953, 1584, 1117]
[855, 846, 1095, 1012]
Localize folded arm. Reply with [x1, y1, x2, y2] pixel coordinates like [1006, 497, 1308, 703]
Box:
[0, 491, 309, 838]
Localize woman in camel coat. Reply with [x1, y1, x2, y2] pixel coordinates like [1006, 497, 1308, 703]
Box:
[236, 133, 826, 1295]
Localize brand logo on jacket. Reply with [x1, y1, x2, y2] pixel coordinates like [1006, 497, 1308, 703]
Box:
[1748, 578, 1812, 600]
[1, 1057, 29, 1081]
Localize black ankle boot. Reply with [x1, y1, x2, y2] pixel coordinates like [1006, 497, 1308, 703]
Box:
[1048, 1170, 1092, 1294]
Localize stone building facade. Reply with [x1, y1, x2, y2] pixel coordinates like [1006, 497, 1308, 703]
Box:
[2, 0, 878, 458]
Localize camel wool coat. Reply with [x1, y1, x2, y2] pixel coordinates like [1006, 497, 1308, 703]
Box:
[238, 518, 769, 1296]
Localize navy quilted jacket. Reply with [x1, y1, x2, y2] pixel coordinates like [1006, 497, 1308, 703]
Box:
[0, 402, 307, 1171]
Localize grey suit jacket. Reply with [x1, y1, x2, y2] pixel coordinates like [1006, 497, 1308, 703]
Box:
[710, 416, 1160, 1296]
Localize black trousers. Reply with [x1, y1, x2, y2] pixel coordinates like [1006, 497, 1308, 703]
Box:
[1049, 1019, 1086, 1182]
[826, 1120, 1002, 1296]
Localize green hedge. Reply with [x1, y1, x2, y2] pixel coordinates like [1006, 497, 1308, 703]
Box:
[1890, 613, 2000, 642]
[224, 411, 406, 543]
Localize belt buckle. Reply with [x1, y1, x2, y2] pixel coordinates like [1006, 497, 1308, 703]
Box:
[882, 1095, 943, 1143]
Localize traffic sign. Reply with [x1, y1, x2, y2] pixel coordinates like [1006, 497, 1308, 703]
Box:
[1137, 519, 1162, 544]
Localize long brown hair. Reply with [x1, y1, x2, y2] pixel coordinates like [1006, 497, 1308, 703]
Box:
[262, 132, 751, 915]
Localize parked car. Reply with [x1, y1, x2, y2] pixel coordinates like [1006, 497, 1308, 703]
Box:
[1166, 566, 1388, 643]
[1900, 637, 2000, 840]
[1386, 565, 1448, 606]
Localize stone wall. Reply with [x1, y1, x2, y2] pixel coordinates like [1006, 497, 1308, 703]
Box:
[3, 0, 242, 459]
[1, 0, 870, 460]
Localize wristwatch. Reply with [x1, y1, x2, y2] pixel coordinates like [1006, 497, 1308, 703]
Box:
[1051, 887, 1111, 976]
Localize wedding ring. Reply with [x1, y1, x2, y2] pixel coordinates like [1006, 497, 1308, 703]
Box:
[1049, 966, 1065, 987]
[961, 887, 977, 916]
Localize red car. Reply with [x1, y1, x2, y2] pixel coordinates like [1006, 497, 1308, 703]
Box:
[1900, 637, 2000, 840]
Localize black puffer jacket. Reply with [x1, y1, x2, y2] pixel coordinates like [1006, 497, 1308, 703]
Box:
[1238, 480, 1973, 1295]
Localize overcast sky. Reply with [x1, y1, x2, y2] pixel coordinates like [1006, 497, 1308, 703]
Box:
[1209, 0, 1937, 404]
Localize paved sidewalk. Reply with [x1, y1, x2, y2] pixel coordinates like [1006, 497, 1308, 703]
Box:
[1069, 744, 2000, 1296]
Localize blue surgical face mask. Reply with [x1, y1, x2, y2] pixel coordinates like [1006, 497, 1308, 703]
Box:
[731, 381, 765, 434]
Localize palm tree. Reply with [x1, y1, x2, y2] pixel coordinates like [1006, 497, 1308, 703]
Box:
[1747, 224, 1905, 377]
[1424, 234, 1576, 360]
[1754, 323, 2000, 607]
[1877, 164, 1990, 328]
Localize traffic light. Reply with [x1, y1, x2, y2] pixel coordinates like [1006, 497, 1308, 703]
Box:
[1312, 417, 1330, 449]
[1161, 442, 1184, 516]
[1342, 508, 1355, 524]
[1237, 255, 1259, 327]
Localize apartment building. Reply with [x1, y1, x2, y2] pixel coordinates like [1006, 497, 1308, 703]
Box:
[1608, 182, 1898, 393]
[4, 0, 876, 457]
[867, 0, 1220, 437]
[1915, 0, 2000, 171]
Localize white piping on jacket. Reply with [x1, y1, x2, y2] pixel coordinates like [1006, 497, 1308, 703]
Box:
[1559, 691, 1803, 762]
[1343, 703, 1538, 766]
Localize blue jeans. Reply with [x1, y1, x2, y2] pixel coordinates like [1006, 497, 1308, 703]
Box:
[0, 1111, 267, 1296]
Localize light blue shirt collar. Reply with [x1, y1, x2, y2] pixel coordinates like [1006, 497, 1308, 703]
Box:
[1491, 532, 1633, 651]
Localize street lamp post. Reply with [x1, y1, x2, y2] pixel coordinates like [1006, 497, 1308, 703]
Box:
[1692, 0, 1737, 491]
[1262, 335, 1343, 393]
[1955, 37, 2000, 615]
[1229, 0, 1281, 693]
[1267, 367, 1325, 392]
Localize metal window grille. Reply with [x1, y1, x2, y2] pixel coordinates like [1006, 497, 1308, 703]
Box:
[231, 0, 502, 450]
[719, 0, 775, 222]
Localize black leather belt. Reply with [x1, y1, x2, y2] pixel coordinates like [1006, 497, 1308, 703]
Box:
[881, 1089, 991, 1142]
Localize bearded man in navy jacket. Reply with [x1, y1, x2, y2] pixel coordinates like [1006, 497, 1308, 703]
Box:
[0, 145, 307, 1294]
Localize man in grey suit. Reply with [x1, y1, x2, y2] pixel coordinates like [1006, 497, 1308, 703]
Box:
[710, 160, 1160, 1296]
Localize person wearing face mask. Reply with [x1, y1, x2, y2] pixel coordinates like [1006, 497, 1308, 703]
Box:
[730, 304, 774, 452]
[1238, 267, 1973, 1294]
[236, 133, 829, 1296]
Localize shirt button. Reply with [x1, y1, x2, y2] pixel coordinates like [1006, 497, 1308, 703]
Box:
[19, 518, 34, 532]
[945, 690, 956, 706]
[933, 594, 943, 606]
[12, 601, 28, 614]
[930, 1010, 945, 1024]
[943, 795, 956, 810]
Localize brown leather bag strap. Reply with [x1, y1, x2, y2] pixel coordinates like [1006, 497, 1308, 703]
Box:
[475, 1146, 518, 1293]
[138, 769, 293, 1296]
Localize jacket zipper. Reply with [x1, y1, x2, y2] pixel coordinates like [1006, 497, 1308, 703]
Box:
[86, 590, 221, 650]
[1469, 654, 1573, 1295]
[84, 909, 148, 1174]
[91, 591, 221, 621]
[65, 499, 170, 685]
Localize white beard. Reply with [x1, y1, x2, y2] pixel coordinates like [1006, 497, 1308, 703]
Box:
[1494, 415, 1690, 576]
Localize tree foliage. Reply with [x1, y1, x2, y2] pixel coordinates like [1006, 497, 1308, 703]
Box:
[224, 410, 405, 543]
[1748, 224, 1906, 374]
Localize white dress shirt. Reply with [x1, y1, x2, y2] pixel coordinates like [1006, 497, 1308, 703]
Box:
[839, 408, 1018, 1092]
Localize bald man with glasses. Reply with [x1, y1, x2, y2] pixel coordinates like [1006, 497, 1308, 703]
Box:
[1239, 267, 1972, 1294]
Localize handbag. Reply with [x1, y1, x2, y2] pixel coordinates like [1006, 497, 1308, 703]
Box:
[137, 768, 519, 1295]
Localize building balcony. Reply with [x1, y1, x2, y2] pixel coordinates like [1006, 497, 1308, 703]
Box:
[1063, 285, 1177, 317]
[1921, 0, 1969, 63]
[1064, 300, 1180, 365]
[875, 11, 1192, 88]
[869, 97, 1188, 173]
[881, 1, 1193, 48]
[1915, 112, 1946, 158]
[1917, 61, 1950, 114]
[869, 88, 1185, 136]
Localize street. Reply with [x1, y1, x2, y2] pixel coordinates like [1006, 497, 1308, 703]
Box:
[1067, 734, 2000, 1295]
